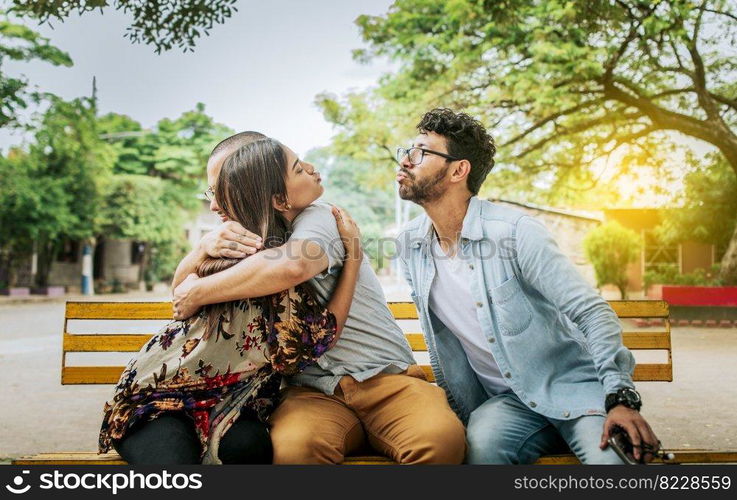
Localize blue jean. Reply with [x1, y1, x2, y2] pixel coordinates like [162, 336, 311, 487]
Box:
[466, 392, 624, 464]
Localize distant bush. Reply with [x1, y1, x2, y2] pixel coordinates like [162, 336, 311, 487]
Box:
[644, 264, 723, 289]
[584, 221, 642, 299]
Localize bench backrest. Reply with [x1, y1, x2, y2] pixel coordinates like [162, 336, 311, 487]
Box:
[61, 300, 672, 385]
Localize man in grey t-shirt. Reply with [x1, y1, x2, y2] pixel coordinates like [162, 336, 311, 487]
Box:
[172, 133, 465, 464]
[287, 202, 417, 393]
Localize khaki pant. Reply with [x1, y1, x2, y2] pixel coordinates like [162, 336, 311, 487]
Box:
[269, 365, 466, 464]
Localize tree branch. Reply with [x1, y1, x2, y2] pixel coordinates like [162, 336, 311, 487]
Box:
[686, 1, 724, 123]
[602, 80, 725, 145]
[703, 8, 737, 23]
[504, 98, 605, 146]
[510, 110, 642, 158]
[709, 91, 737, 112]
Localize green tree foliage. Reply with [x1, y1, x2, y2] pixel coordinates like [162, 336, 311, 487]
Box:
[584, 221, 642, 299]
[98, 103, 233, 283]
[12, 0, 239, 52]
[323, 0, 737, 282]
[1, 100, 230, 288]
[0, 96, 115, 287]
[655, 151, 737, 282]
[0, 11, 72, 127]
[0, 149, 46, 286]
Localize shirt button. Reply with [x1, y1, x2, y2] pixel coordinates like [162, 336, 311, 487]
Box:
[504, 372, 511, 378]
[469, 264, 474, 270]
[529, 401, 537, 408]
[489, 337, 496, 343]
[476, 302, 483, 308]
[563, 411, 570, 418]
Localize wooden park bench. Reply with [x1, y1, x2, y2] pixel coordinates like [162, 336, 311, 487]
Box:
[12, 300, 737, 465]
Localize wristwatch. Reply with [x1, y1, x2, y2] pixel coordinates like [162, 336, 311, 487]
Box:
[605, 388, 642, 413]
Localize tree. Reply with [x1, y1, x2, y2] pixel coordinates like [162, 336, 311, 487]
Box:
[11, 0, 239, 52]
[325, 0, 737, 282]
[656, 150, 737, 279]
[98, 174, 189, 285]
[98, 104, 234, 283]
[1, 96, 115, 287]
[0, 11, 72, 127]
[584, 221, 642, 299]
[0, 149, 43, 286]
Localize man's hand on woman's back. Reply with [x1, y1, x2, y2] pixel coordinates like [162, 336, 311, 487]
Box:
[200, 221, 263, 259]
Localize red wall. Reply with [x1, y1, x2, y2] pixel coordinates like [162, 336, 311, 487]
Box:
[662, 286, 737, 306]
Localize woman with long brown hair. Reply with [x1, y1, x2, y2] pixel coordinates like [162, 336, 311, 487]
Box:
[98, 137, 362, 464]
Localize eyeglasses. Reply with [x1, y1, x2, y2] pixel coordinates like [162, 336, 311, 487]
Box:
[204, 187, 215, 202]
[396, 147, 461, 166]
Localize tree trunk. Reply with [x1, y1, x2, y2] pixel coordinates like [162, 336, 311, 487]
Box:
[34, 238, 56, 288]
[719, 223, 737, 286]
[618, 282, 628, 300]
[138, 243, 152, 288]
[719, 150, 737, 286]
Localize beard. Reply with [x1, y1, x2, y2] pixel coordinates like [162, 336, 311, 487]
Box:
[398, 167, 447, 204]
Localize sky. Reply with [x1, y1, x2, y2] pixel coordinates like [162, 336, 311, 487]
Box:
[0, 0, 396, 157]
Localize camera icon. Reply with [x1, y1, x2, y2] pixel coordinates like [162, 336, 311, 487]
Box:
[5, 470, 31, 494]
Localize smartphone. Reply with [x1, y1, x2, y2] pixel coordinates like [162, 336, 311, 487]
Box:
[608, 430, 639, 465]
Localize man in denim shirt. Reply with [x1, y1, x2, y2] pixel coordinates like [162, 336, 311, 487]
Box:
[396, 108, 660, 464]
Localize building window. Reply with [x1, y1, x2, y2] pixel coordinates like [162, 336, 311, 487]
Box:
[643, 230, 678, 273]
[131, 242, 145, 265]
[56, 240, 80, 263]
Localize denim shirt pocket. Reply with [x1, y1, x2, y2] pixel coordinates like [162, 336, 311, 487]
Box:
[489, 276, 533, 336]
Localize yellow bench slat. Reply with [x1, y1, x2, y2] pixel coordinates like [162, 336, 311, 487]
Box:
[390, 300, 670, 319]
[13, 453, 127, 465]
[607, 300, 669, 318]
[66, 302, 173, 320]
[63, 362, 672, 384]
[61, 332, 671, 353]
[404, 333, 426, 350]
[387, 302, 418, 319]
[65, 300, 669, 320]
[64, 333, 152, 352]
[633, 363, 672, 382]
[14, 449, 737, 465]
[403, 332, 670, 353]
[622, 331, 671, 350]
[62, 366, 128, 385]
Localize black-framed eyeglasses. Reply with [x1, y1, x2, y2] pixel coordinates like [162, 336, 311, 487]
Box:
[396, 147, 461, 165]
[204, 187, 215, 202]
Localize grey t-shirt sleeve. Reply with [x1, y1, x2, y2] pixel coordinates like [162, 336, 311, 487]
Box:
[290, 203, 345, 279]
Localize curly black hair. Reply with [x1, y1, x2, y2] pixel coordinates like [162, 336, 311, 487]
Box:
[417, 108, 496, 195]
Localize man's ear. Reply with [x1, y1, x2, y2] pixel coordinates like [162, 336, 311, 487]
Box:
[450, 159, 472, 185]
[272, 193, 291, 212]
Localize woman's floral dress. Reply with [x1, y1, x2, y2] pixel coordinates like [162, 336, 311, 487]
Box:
[99, 285, 335, 464]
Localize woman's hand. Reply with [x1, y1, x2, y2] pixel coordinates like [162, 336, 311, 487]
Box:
[332, 206, 363, 262]
[172, 273, 202, 320]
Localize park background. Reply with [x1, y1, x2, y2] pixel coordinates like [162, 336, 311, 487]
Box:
[1, 0, 736, 462]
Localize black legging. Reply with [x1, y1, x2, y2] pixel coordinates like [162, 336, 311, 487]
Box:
[113, 412, 272, 464]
